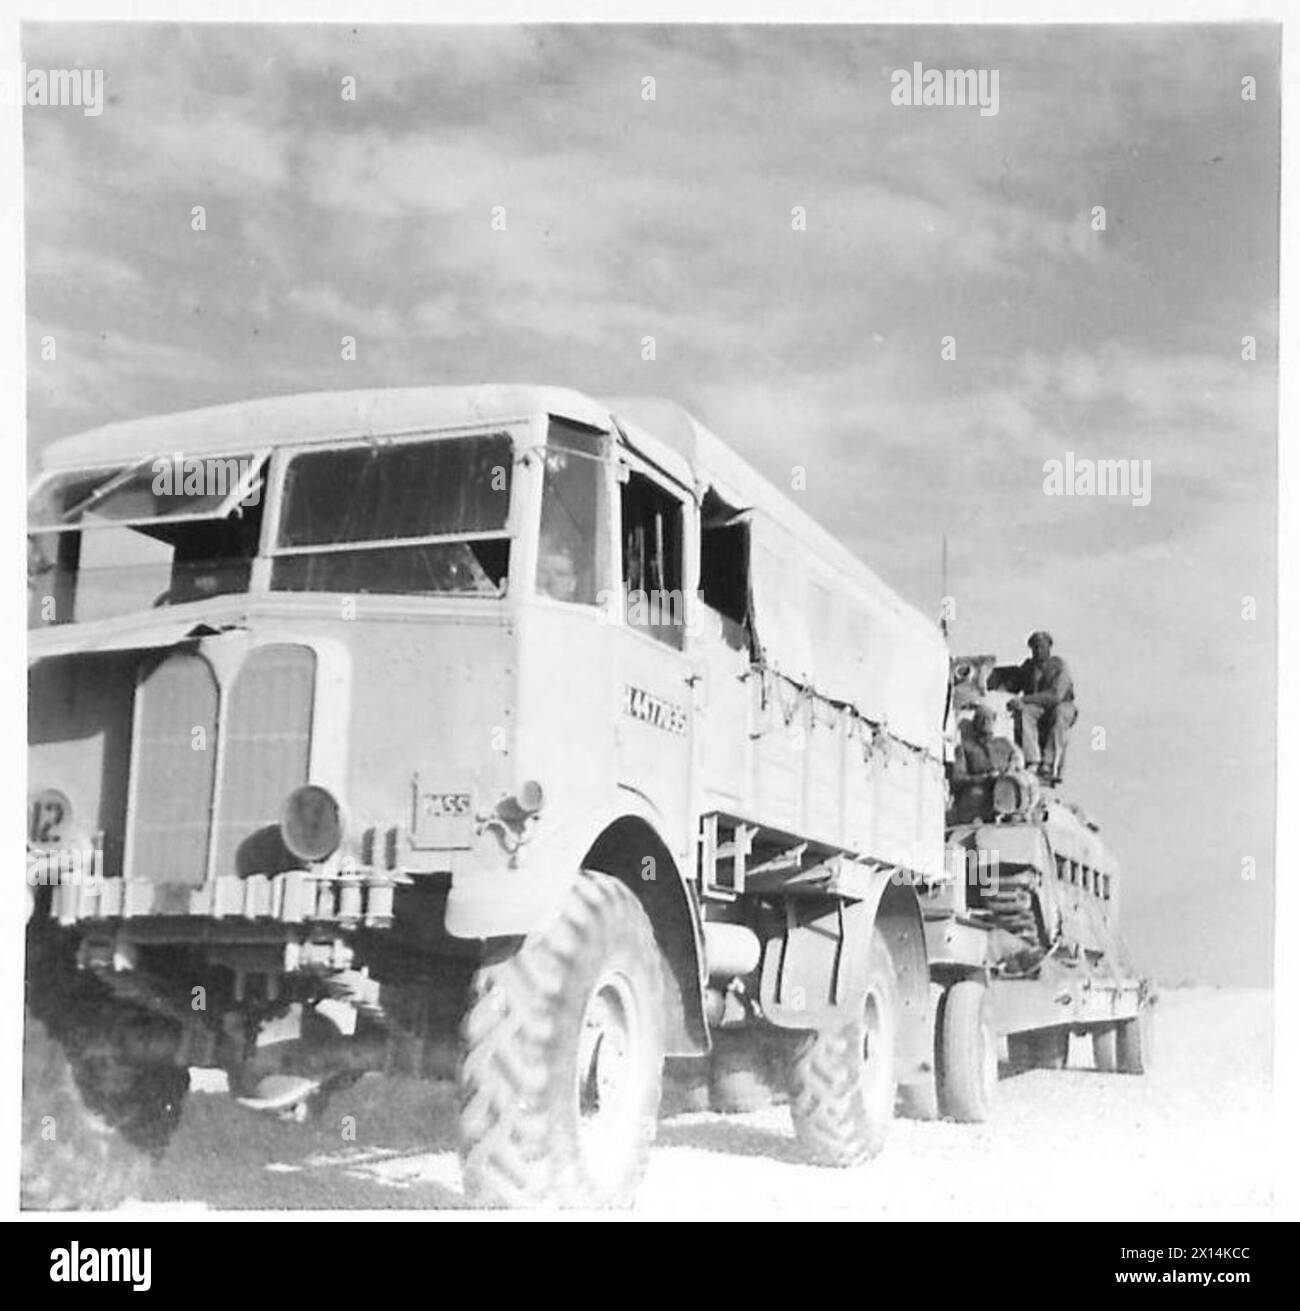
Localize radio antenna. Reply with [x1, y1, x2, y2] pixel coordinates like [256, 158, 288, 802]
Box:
[940, 533, 950, 639]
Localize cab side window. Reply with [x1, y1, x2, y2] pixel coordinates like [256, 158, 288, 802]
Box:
[621, 471, 684, 649]
[536, 421, 609, 605]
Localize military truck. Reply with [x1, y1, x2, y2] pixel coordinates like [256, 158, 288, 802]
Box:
[23, 386, 1150, 1209]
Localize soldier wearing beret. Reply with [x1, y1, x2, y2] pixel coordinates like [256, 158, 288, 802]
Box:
[1006, 630, 1077, 785]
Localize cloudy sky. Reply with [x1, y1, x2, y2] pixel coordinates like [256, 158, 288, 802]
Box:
[23, 22, 1279, 984]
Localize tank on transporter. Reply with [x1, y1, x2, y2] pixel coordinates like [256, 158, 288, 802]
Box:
[902, 655, 1156, 1124]
[24, 385, 950, 1209]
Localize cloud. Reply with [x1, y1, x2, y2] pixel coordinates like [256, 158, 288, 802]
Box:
[20, 23, 1280, 983]
[27, 245, 143, 293]
[26, 320, 230, 441]
[285, 283, 404, 340]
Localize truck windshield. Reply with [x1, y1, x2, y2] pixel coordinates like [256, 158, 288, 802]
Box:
[270, 431, 513, 597]
[27, 455, 266, 628]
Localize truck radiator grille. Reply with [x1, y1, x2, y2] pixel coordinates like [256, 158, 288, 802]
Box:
[211, 644, 315, 878]
[127, 653, 218, 886]
[126, 644, 316, 887]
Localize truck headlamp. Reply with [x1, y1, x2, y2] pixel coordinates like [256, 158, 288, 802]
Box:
[513, 779, 545, 816]
[281, 785, 343, 862]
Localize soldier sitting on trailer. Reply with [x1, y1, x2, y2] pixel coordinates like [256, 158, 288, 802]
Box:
[1006, 630, 1077, 786]
[952, 703, 1022, 782]
[948, 704, 1023, 824]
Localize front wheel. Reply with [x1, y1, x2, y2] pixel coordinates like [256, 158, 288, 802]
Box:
[788, 930, 898, 1166]
[457, 871, 665, 1208]
[21, 1011, 189, 1210]
[937, 980, 997, 1122]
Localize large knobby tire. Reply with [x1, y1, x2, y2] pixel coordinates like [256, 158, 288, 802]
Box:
[1092, 1026, 1118, 1073]
[1116, 1005, 1154, 1075]
[788, 930, 898, 1166]
[21, 1011, 189, 1211]
[937, 980, 998, 1123]
[458, 872, 665, 1209]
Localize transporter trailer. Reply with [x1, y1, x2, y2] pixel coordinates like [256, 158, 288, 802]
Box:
[909, 657, 1154, 1122]
[24, 385, 1153, 1209]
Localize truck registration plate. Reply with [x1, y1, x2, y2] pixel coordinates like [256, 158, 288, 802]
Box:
[411, 788, 474, 849]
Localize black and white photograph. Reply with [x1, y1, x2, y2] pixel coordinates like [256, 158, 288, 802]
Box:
[6, 3, 1295, 1253]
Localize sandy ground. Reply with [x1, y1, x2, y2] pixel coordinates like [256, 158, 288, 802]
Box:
[130, 987, 1274, 1219]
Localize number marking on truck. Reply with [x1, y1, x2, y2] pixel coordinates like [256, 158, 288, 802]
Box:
[419, 792, 472, 818]
[622, 684, 687, 736]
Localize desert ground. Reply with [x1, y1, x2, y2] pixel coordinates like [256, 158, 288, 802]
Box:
[129, 987, 1273, 1219]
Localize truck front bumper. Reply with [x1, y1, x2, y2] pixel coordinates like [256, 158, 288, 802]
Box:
[39, 867, 396, 932]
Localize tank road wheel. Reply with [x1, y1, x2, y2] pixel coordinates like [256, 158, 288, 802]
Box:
[788, 930, 898, 1166]
[1116, 1006, 1154, 1075]
[1008, 1026, 1069, 1071]
[937, 980, 998, 1123]
[457, 872, 665, 1209]
[21, 1011, 189, 1211]
[1092, 1025, 1118, 1073]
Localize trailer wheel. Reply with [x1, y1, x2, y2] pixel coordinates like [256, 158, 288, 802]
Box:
[21, 1010, 188, 1210]
[1092, 1026, 1118, 1073]
[457, 871, 665, 1208]
[937, 980, 997, 1123]
[1008, 1027, 1069, 1071]
[788, 930, 898, 1166]
[1116, 1006, 1154, 1075]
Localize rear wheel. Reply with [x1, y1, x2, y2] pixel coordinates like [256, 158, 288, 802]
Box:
[1092, 1026, 1118, 1072]
[937, 980, 997, 1122]
[788, 930, 898, 1165]
[457, 871, 665, 1208]
[1116, 1005, 1154, 1075]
